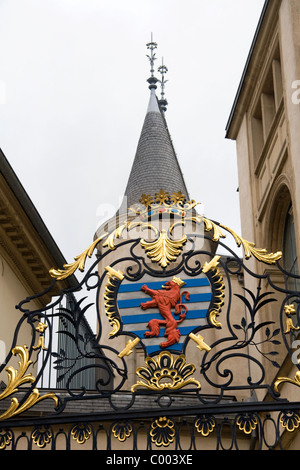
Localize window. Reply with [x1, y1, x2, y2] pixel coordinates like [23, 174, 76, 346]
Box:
[283, 206, 300, 291]
[251, 44, 283, 166]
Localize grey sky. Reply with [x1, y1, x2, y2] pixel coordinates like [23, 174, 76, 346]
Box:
[0, 0, 265, 264]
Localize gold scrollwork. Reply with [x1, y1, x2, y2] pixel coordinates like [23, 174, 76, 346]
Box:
[202, 255, 224, 328]
[202, 217, 226, 242]
[103, 220, 187, 268]
[49, 191, 282, 283]
[186, 215, 281, 265]
[219, 224, 282, 265]
[49, 234, 107, 280]
[274, 371, 300, 395]
[102, 222, 132, 251]
[131, 351, 201, 393]
[101, 191, 196, 266]
[0, 345, 59, 420]
[104, 266, 124, 337]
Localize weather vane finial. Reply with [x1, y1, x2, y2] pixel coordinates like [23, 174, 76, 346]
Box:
[158, 57, 168, 112]
[146, 33, 158, 90]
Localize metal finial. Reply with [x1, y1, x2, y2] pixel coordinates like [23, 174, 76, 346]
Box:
[146, 33, 158, 90]
[158, 58, 168, 100]
[158, 58, 168, 112]
[146, 33, 157, 77]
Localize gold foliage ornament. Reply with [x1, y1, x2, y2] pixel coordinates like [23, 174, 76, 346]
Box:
[150, 417, 176, 447]
[274, 370, 300, 395]
[100, 214, 281, 268]
[202, 217, 226, 243]
[104, 266, 124, 337]
[112, 421, 133, 442]
[49, 190, 282, 281]
[71, 423, 92, 444]
[49, 234, 107, 281]
[236, 414, 258, 435]
[202, 255, 224, 328]
[102, 222, 132, 251]
[31, 426, 53, 448]
[0, 429, 13, 450]
[195, 415, 216, 437]
[220, 224, 282, 265]
[131, 351, 201, 393]
[140, 229, 187, 268]
[0, 345, 59, 420]
[189, 216, 281, 265]
[103, 222, 187, 268]
[280, 411, 300, 433]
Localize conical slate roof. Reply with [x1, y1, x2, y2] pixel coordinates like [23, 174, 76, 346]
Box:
[122, 88, 189, 211]
[95, 87, 190, 238]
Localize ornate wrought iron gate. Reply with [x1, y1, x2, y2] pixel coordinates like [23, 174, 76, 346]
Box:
[1, 193, 300, 451]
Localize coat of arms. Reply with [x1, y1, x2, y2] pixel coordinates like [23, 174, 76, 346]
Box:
[105, 265, 222, 358]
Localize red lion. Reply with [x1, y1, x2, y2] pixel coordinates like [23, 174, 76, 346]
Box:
[140, 277, 190, 349]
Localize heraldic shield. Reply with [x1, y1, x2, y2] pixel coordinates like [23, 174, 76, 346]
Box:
[98, 194, 232, 393]
[115, 273, 215, 357]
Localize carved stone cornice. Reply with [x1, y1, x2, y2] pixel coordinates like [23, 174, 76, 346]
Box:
[0, 154, 76, 306]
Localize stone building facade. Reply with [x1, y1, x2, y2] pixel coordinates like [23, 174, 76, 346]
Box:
[226, 0, 300, 450]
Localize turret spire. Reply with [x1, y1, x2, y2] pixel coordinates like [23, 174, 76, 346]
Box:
[94, 36, 189, 237]
[120, 37, 188, 210]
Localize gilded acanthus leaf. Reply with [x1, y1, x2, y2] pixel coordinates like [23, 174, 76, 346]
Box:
[0, 346, 59, 420]
[49, 235, 107, 281]
[0, 346, 35, 400]
[102, 223, 129, 251]
[140, 229, 187, 268]
[202, 217, 226, 242]
[182, 216, 226, 242]
[220, 224, 282, 265]
[274, 371, 300, 395]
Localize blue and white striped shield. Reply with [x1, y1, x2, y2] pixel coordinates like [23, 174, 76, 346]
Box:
[117, 274, 212, 356]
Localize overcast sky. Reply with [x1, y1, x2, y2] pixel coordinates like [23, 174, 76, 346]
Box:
[0, 0, 265, 266]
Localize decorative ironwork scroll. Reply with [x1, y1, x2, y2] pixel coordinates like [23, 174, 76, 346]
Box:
[0, 190, 300, 451]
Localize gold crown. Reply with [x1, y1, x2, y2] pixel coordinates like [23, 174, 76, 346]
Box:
[128, 191, 199, 221]
[172, 277, 186, 287]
